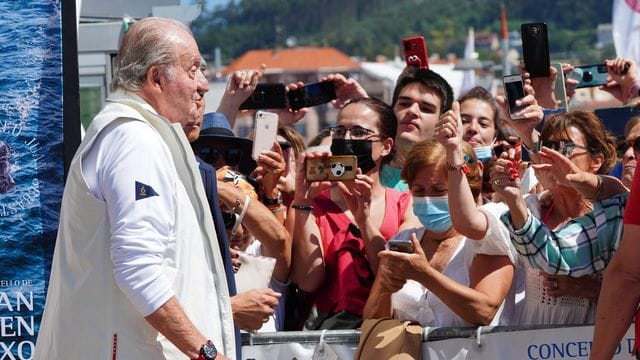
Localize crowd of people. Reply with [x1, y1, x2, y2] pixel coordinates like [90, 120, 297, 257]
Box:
[33, 16, 640, 360]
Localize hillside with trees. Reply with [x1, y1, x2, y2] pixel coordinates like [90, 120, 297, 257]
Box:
[192, 0, 614, 64]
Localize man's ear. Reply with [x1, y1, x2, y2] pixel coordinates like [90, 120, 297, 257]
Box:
[145, 66, 163, 91]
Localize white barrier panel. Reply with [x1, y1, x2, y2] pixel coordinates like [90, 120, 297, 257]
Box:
[241, 325, 636, 360]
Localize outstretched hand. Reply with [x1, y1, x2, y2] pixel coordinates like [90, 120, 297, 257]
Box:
[435, 101, 463, 151]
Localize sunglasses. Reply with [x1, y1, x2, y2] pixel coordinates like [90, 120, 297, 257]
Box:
[278, 141, 292, 151]
[543, 140, 590, 157]
[221, 211, 239, 230]
[198, 147, 243, 167]
[616, 137, 640, 158]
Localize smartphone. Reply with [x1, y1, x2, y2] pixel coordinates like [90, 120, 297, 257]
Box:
[239, 83, 287, 110]
[251, 111, 279, 160]
[287, 81, 337, 111]
[503, 75, 527, 120]
[305, 155, 357, 182]
[574, 64, 609, 89]
[386, 239, 414, 253]
[521, 23, 550, 78]
[402, 36, 429, 69]
[551, 63, 568, 111]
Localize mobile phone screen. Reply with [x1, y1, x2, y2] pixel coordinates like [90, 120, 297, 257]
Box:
[504, 76, 526, 117]
[288, 82, 336, 111]
[240, 83, 287, 110]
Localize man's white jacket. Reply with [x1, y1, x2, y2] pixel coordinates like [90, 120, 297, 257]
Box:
[33, 91, 235, 359]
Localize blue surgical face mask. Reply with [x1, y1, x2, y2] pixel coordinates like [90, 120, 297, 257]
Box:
[473, 145, 493, 163]
[412, 196, 452, 233]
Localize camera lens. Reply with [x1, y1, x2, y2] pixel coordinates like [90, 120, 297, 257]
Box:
[528, 26, 538, 36]
[583, 71, 593, 83]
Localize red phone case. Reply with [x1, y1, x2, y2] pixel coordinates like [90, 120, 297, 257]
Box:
[402, 36, 429, 70]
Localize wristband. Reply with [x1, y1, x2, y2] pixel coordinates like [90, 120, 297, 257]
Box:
[445, 162, 469, 174]
[522, 139, 542, 154]
[231, 195, 250, 235]
[262, 191, 282, 206]
[291, 204, 313, 211]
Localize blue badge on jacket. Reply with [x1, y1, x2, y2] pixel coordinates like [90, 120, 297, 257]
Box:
[135, 181, 159, 200]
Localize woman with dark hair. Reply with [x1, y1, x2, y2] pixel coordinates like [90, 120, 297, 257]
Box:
[289, 97, 417, 329]
[362, 138, 515, 326]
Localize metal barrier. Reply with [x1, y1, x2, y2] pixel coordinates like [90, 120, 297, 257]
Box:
[240, 324, 636, 359]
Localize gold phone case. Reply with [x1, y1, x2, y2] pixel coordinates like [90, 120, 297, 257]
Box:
[305, 155, 357, 182]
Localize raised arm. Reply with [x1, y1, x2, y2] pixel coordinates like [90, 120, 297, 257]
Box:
[435, 101, 490, 240]
[216, 65, 266, 127]
[287, 152, 331, 292]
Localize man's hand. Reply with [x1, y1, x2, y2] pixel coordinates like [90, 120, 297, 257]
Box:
[231, 288, 281, 331]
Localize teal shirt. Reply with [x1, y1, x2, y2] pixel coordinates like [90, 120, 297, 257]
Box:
[380, 163, 408, 191]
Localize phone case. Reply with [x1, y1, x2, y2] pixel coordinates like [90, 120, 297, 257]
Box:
[305, 155, 357, 182]
[386, 239, 414, 253]
[240, 83, 287, 110]
[521, 23, 550, 78]
[503, 75, 526, 119]
[287, 81, 337, 111]
[575, 64, 609, 89]
[551, 63, 568, 111]
[251, 111, 279, 160]
[402, 36, 429, 69]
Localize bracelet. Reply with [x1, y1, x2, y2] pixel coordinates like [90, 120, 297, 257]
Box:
[445, 162, 469, 174]
[584, 175, 603, 201]
[262, 191, 282, 206]
[291, 204, 313, 211]
[270, 206, 286, 215]
[231, 196, 242, 214]
[232, 195, 250, 235]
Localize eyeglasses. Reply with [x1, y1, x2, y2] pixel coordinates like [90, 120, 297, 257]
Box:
[616, 137, 640, 158]
[198, 147, 243, 167]
[543, 140, 589, 157]
[329, 125, 380, 140]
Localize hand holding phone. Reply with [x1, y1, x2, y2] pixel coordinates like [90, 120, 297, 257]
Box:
[385, 239, 414, 253]
[252, 111, 278, 160]
[402, 36, 429, 69]
[521, 23, 550, 78]
[305, 155, 357, 182]
[503, 75, 527, 120]
[287, 81, 337, 111]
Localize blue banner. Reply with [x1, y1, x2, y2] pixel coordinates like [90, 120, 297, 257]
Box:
[0, 1, 65, 358]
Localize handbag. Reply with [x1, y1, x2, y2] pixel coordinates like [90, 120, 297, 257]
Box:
[354, 318, 423, 360]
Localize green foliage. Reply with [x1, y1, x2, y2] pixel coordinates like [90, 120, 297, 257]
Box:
[192, 0, 613, 64]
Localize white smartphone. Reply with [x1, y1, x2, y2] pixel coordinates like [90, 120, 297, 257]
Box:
[252, 110, 279, 160]
[551, 63, 568, 111]
[503, 74, 527, 120]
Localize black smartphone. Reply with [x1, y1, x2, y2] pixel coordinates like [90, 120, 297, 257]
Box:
[503, 74, 527, 120]
[287, 81, 337, 111]
[521, 22, 550, 78]
[239, 83, 287, 110]
[574, 64, 609, 89]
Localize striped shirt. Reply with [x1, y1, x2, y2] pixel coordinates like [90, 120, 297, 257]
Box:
[500, 192, 628, 276]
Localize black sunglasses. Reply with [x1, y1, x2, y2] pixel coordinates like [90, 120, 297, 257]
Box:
[198, 147, 243, 167]
[221, 211, 239, 230]
[616, 137, 640, 158]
